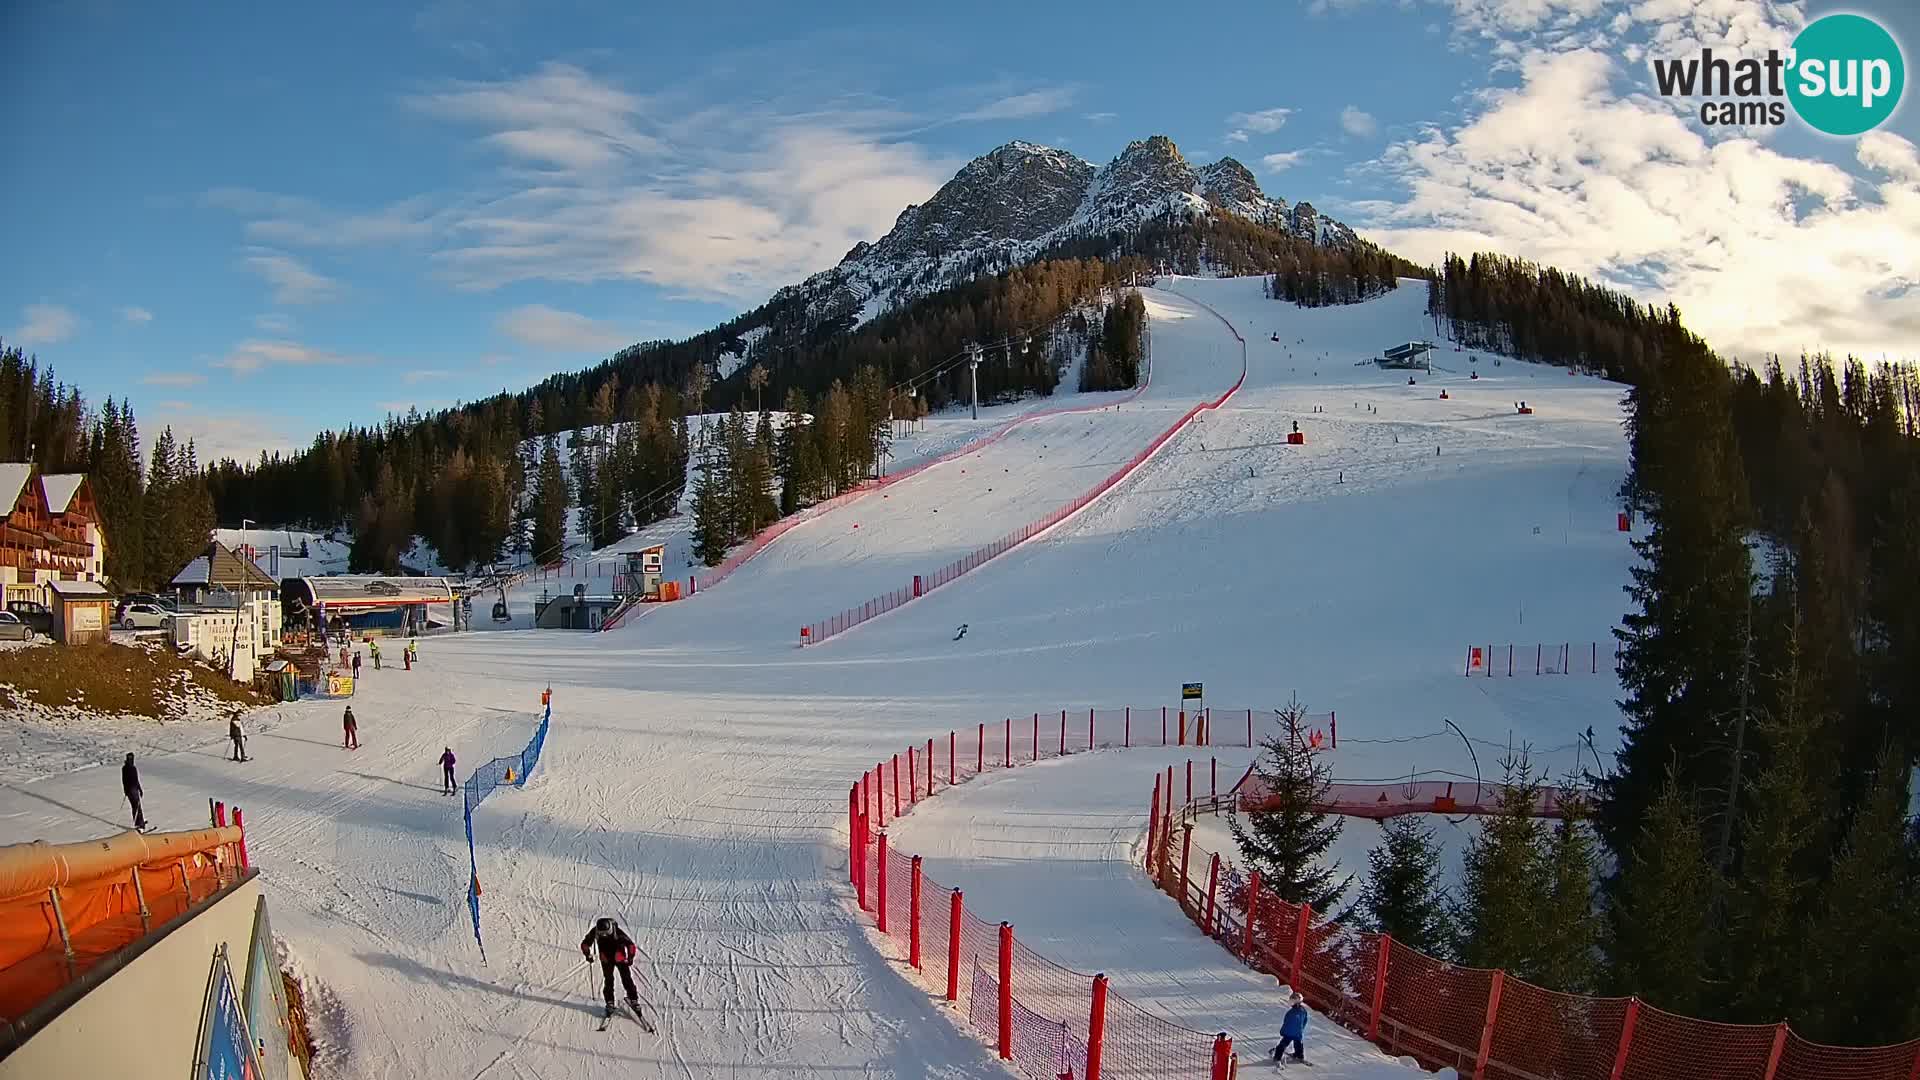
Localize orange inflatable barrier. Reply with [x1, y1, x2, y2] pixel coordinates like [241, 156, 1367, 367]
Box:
[0, 826, 245, 1024]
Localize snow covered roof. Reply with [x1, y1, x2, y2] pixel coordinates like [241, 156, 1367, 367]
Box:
[295, 575, 457, 609]
[38, 474, 84, 513]
[172, 556, 211, 587]
[47, 579, 110, 597]
[0, 463, 29, 513]
[172, 542, 278, 591]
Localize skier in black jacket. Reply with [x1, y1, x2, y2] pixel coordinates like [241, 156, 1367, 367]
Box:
[122, 753, 145, 830]
[580, 916, 640, 1017]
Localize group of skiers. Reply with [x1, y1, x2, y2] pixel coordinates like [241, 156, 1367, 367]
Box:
[346, 636, 421, 677]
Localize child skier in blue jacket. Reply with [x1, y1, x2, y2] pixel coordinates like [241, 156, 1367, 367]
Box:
[1274, 990, 1308, 1063]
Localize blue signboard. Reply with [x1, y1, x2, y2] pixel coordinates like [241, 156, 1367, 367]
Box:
[197, 945, 261, 1080]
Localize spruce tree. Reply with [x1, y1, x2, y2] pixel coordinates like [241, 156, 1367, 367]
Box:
[1602, 320, 1754, 860]
[1537, 793, 1601, 993]
[530, 435, 569, 564]
[689, 443, 729, 567]
[1227, 700, 1349, 911]
[1722, 621, 1822, 1024]
[1607, 770, 1720, 1015]
[1353, 814, 1452, 954]
[1798, 744, 1917, 1043]
[143, 427, 180, 583]
[1455, 751, 1552, 977]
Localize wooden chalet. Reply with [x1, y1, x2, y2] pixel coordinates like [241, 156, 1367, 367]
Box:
[0, 464, 107, 607]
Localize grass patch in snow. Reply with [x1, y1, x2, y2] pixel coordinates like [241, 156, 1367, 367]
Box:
[0, 641, 265, 719]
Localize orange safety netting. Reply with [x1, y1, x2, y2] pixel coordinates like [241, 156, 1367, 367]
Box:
[1161, 817, 1920, 1080]
[0, 826, 246, 1024]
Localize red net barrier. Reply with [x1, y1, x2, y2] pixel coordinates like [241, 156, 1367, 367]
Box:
[803, 323, 1249, 646]
[1171, 805, 1920, 1080]
[851, 719, 1227, 1078]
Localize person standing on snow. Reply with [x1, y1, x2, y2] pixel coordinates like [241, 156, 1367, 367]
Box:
[342, 705, 360, 749]
[229, 716, 249, 762]
[122, 753, 146, 831]
[1273, 990, 1309, 1064]
[580, 916, 641, 1017]
[439, 747, 457, 795]
[351, 651, 362, 678]
[369, 639, 381, 670]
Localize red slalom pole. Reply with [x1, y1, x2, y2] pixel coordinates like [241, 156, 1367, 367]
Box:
[947, 890, 963, 1001]
[907, 746, 917, 804]
[909, 855, 923, 969]
[927, 738, 935, 794]
[876, 832, 890, 933]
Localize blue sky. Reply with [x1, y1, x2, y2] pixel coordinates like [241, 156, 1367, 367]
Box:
[4, 0, 1917, 462]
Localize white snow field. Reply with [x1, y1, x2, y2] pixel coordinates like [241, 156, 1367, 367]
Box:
[0, 277, 1636, 1079]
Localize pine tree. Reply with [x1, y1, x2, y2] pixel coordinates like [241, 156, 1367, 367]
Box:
[569, 433, 597, 544]
[1536, 793, 1601, 992]
[1606, 770, 1720, 1015]
[1455, 751, 1552, 977]
[1227, 700, 1349, 910]
[530, 435, 569, 564]
[1353, 815, 1452, 954]
[1602, 321, 1754, 861]
[142, 427, 181, 583]
[1799, 744, 1919, 1043]
[689, 443, 729, 566]
[1722, 620, 1822, 1024]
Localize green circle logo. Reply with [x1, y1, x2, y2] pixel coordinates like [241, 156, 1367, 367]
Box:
[1787, 14, 1905, 136]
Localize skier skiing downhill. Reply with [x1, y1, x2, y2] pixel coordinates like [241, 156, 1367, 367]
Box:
[1273, 990, 1309, 1065]
[439, 747, 457, 795]
[581, 916, 641, 1018]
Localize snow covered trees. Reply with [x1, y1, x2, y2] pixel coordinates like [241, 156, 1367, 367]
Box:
[1228, 701, 1349, 911]
[1081, 292, 1147, 392]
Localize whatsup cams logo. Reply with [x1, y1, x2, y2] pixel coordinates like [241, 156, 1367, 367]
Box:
[1651, 13, 1905, 135]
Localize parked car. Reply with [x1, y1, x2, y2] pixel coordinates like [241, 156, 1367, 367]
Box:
[0, 611, 32, 641]
[5, 600, 53, 635]
[119, 603, 170, 630]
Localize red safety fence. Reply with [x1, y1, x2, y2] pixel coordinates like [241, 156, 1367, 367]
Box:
[803, 295, 1249, 646]
[1148, 793, 1920, 1080]
[847, 714, 1242, 1079]
[1466, 641, 1623, 677]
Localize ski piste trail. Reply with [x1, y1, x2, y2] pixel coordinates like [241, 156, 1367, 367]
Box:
[0, 279, 1633, 1079]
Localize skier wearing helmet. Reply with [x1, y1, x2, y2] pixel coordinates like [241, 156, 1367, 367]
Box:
[581, 916, 641, 1018]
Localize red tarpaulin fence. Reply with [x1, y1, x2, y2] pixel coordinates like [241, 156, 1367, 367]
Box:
[1147, 791, 1920, 1080]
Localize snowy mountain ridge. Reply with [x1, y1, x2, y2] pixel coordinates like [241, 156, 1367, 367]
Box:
[756, 134, 1357, 348]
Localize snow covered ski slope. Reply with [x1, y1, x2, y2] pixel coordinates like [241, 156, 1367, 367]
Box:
[0, 276, 1639, 1080]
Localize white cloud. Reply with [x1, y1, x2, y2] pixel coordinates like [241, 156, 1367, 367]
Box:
[1084, 112, 1117, 123]
[1227, 107, 1293, 134]
[11, 303, 78, 346]
[242, 251, 343, 305]
[140, 372, 206, 387]
[1260, 151, 1306, 174]
[1361, 47, 1920, 362]
[213, 339, 368, 375]
[145, 406, 299, 463]
[253, 313, 296, 333]
[120, 306, 154, 325]
[403, 369, 454, 384]
[956, 87, 1077, 122]
[205, 189, 439, 249]
[1340, 106, 1379, 138]
[1225, 131, 1250, 144]
[497, 305, 628, 352]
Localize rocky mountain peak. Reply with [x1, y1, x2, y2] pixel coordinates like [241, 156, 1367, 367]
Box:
[767, 133, 1357, 345]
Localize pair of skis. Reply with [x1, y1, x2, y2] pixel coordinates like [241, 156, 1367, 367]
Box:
[597, 998, 654, 1034]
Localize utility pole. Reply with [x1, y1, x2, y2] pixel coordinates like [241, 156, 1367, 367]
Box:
[967, 342, 983, 421]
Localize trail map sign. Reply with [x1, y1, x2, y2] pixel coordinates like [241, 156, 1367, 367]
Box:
[1181, 682, 1203, 701]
